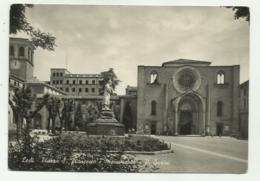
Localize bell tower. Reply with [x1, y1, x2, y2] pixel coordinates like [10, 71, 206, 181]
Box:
[9, 37, 34, 81]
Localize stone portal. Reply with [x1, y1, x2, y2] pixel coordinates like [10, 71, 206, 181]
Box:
[174, 93, 205, 136]
[179, 111, 192, 135]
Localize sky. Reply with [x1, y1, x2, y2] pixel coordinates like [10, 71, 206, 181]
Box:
[15, 5, 249, 95]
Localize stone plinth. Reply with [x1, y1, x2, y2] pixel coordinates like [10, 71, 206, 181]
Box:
[86, 109, 124, 136]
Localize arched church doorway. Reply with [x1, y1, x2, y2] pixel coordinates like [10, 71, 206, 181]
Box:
[177, 93, 203, 135]
[179, 111, 192, 134]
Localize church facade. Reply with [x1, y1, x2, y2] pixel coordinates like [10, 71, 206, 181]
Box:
[137, 59, 240, 136]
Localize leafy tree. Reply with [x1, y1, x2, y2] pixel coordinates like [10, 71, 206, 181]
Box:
[45, 97, 62, 134]
[227, 6, 250, 22]
[61, 99, 74, 131]
[9, 86, 50, 138]
[86, 104, 99, 123]
[99, 68, 120, 95]
[10, 4, 56, 50]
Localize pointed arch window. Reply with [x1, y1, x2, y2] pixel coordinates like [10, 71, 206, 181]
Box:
[217, 71, 225, 84]
[150, 72, 158, 84]
[150, 71, 158, 84]
[151, 100, 157, 115]
[217, 101, 223, 117]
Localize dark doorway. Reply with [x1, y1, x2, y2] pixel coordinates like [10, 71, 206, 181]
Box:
[123, 102, 133, 132]
[179, 111, 192, 135]
[216, 122, 224, 136]
[150, 123, 156, 134]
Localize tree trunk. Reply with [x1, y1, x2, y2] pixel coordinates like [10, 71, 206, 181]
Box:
[26, 117, 32, 132]
[59, 113, 63, 133]
[16, 113, 22, 139]
[47, 117, 51, 133]
[51, 115, 56, 134]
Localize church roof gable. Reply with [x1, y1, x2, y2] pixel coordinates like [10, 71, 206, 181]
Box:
[162, 59, 211, 67]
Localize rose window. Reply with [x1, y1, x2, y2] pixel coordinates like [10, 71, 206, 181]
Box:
[178, 69, 196, 89]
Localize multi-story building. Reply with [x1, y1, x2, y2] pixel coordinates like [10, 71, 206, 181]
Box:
[50, 68, 103, 96]
[137, 59, 241, 136]
[27, 77, 65, 98]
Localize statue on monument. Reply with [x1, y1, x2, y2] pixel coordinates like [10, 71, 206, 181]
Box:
[86, 69, 124, 135]
[102, 79, 114, 110]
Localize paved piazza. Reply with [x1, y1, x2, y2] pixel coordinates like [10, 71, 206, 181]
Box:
[137, 136, 248, 173]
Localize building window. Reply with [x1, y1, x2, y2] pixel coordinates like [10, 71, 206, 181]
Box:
[73, 80, 76, 84]
[85, 88, 89, 92]
[60, 72, 63, 77]
[150, 71, 158, 84]
[60, 80, 63, 84]
[53, 72, 56, 77]
[19, 47, 25, 57]
[66, 80, 69, 84]
[10, 46, 14, 56]
[92, 80, 95, 84]
[86, 80, 89, 84]
[65, 88, 69, 92]
[92, 88, 95, 93]
[72, 87, 76, 92]
[217, 71, 225, 84]
[52, 80, 55, 84]
[79, 88, 82, 92]
[217, 101, 223, 117]
[79, 80, 82, 84]
[151, 101, 157, 115]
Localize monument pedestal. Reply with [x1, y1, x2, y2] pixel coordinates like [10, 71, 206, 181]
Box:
[86, 109, 125, 136]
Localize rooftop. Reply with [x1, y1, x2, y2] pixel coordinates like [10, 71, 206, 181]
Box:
[126, 85, 137, 90]
[162, 58, 212, 67]
[64, 74, 102, 78]
[9, 37, 34, 47]
[26, 77, 66, 94]
[239, 80, 249, 87]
